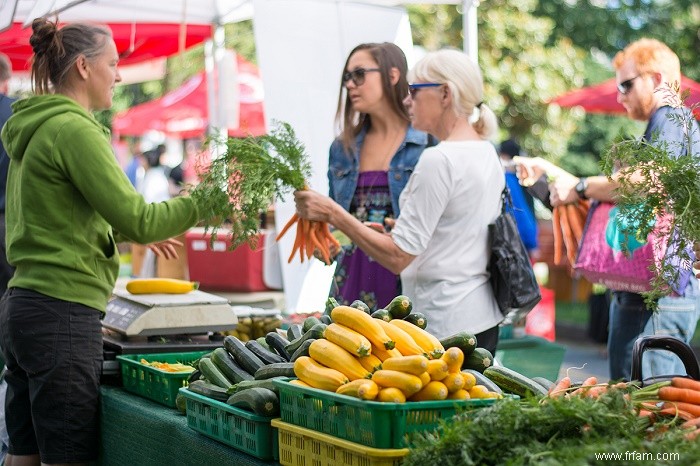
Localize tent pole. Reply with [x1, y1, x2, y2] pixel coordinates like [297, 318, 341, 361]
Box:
[462, 0, 478, 61]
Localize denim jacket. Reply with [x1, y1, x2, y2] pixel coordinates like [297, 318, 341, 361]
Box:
[328, 125, 434, 217]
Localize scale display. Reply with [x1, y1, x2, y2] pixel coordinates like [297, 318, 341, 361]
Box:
[103, 289, 238, 337]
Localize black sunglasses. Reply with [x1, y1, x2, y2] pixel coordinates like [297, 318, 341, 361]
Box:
[343, 68, 381, 86]
[408, 83, 442, 99]
[617, 75, 640, 95]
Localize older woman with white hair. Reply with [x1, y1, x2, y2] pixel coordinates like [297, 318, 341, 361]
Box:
[294, 49, 504, 351]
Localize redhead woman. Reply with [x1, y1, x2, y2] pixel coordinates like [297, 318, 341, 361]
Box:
[0, 19, 208, 466]
[296, 49, 504, 351]
[325, 42, 433, 311]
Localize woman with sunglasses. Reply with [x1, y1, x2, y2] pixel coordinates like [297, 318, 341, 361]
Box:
[324, 42, 434, 311]
[296, 49, 504, 351]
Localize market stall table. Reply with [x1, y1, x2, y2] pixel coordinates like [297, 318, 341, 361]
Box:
[99, 386, 279, 466]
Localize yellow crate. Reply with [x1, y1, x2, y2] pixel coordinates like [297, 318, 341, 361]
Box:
[272, 419, 409, 466]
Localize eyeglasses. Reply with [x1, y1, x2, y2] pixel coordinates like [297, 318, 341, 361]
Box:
[617, 75, 640, 95]
[343, 68, 381, 86]
[408, 83, 442, 98]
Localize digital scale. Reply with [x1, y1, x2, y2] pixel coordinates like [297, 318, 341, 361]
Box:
[101, 289, 239, 381]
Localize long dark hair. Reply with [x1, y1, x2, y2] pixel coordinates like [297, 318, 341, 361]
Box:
[336, 42, 410, 152]
[29, 17, 112, 95]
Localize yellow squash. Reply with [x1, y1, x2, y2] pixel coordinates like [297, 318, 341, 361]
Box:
[381, 355, 429, 376]
[336, 379, 379, 400]
[293, 356, 348, 392]
[126, 278, 198, 294]
[356, 354, 383, 373]
[409, 381, 448, 402]
[324, 323, 372, 357]
[308, 339, 371, 381]
[331, 306, 395, 350]
[374, 318, 426, 356]
[377, 387, 406, 403]
[371, 369, 423, 397]
[389, 319, 445, 359]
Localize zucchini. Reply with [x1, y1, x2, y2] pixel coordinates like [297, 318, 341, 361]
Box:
[211, 347, 253, 384]
[265, 332, 291, 361]
[483, 365, 549, 398]
[223, 336, 266, 375]
[226, 387, 280, 417]
[255, 337, 271, 350]
[227, 377, 284, 395]
[350, 299, 371, 314]
[245, 340, 287, 365]
[325, 296, 340, 315]
[199, 357, 233, 389]
[187, 369, 202, 384]
[440, 331, 478, 357]
[254, 362, 296, 380]
[403, 312, 428, 330]
[302, 316, 322, 333]
[285, 323, 327, 354]
[462, 347, 494, 373]
[319, 314, 333, 325]
[462, 369, 502, 395]
[290, 338, 315, 362]
[287, 324, 304, 341]
[175, 391, 187, 414]
[193, 352, 213, 370]
[532, 376, 555, 392]
[370, 308, 392, 322]
[188, 379, 230, 402]
[385, 295, 412, 319]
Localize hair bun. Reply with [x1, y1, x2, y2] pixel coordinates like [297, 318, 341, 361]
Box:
[29, 17, 58, 56]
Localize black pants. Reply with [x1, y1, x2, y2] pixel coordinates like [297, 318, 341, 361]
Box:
[475, 325, 500, 355]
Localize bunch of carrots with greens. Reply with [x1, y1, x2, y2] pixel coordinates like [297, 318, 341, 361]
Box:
[547, 375, 700, 440]
[188, 122, 313, 250]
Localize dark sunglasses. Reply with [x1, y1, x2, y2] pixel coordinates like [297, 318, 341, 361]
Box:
[343, 68, 381, 86]
[617, 75, 640, 95]
[408, 83, 442, 99]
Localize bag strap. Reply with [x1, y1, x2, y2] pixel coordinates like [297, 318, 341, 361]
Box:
[500, 185, 514, 214]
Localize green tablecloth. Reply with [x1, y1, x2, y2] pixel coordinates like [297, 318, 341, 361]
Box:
[99, 386, 279, 466]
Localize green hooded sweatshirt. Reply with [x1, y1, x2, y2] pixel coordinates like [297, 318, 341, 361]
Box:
[1, 95, 200, 312]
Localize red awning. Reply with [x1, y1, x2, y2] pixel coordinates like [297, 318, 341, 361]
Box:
[551, 75, 700, 118]
[112, 55, 266, 139]
[0, 22, 212, 71]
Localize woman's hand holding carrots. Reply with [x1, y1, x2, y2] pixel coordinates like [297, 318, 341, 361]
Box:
[552, 200, 589, 268]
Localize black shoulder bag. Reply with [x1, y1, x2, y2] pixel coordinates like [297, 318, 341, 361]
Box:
[488, 186, 542, 323]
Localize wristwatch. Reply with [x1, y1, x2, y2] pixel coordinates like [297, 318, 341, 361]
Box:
[575, 177, 589, 200]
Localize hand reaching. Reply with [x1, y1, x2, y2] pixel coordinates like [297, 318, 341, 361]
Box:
[147, 238, 183, 260]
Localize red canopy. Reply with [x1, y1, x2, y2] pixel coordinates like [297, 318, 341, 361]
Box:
[552, 75, 700, 118]
[112, 55, 266, 139]
[0, 22, 212, 71]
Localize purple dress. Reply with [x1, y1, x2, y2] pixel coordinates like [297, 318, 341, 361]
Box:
[330, 171, 398, 311]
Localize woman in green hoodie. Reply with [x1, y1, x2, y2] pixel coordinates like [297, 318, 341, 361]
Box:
[0, 18, 204, 466]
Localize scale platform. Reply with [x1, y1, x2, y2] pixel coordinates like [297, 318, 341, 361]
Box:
[103, 289, 238, 337]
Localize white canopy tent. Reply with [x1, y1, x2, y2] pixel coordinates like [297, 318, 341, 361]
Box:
[4, 0, 482, 313]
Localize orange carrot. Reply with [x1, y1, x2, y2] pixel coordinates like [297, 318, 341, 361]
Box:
[685, 429, 700, 441]
[276, 213, 299, 241]
[571, 376, 598, 396]
[657, 407, 696, 422]
[549, 376, 571, 398]
[659, 386, 700, 405]
[661, 401, 700, 417]
[566, 203, 584, 242]
[585, 385, 608, 399]
[671, 377, 700, 392]
[557, 205, 578, 267]
[680, 418, 700, 429]
[552, 207, 563, 265]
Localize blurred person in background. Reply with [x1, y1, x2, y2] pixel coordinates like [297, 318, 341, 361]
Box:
[498, 138, 538, 259]
[324, 42, 434, 311]
[516, 38, 700, 381]
[295, 49, 504, 352]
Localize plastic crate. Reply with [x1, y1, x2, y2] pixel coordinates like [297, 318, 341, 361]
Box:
[272, 378, 503, 449]
[495, 335, 566, 381]
[273, 419, 408, 466]
[117, 351, 208, 407]
[180, 388, 278, 461]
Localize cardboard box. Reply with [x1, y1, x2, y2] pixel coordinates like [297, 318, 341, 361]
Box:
[185, 228, 272, 292]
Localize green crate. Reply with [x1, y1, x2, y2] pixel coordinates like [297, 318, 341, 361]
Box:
[495, 336, 566, 382]
[180, 388, 278, 461]
[272, 378, 504, 449]
[117, 351, 208, 408]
